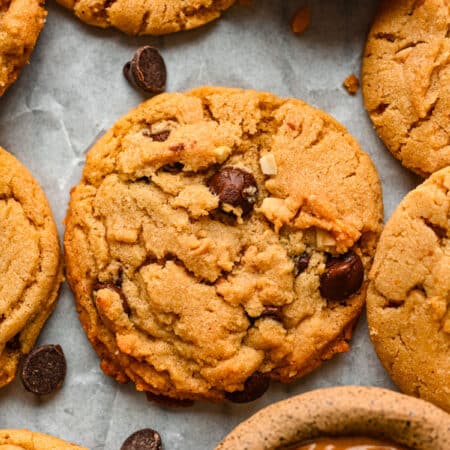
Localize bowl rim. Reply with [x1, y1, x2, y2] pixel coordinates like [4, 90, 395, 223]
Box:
[215, 386, 450, 450]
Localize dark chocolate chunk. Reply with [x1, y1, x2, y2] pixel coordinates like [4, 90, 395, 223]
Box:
[208, 167, 258, 215]
[146, 391, 195, 407]
[293, 252, 310, 276]
[123, 46, 166, 94]
[94, 283, 130, 315]
[143, 129, 170, 142]
[225, 372, 270, 403]
[21, 344, 66, 395]
[319, 250, 364, 301]
[120, 429, 162, 450]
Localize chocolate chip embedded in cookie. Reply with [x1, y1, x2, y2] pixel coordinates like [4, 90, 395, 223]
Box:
[0, 147, 63, 389]
[367, 166, 450, 413]
[64, 87, 383, 402]
[362, 0, 450, 177]
[56, 0, 236, 35]
[0, 429, 87, 449]
[0, 0, 47, 96]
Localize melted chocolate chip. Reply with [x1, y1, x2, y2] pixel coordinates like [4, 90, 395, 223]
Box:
[120, 429, 162, 450]
[319, 251, 364, 301]
[293, 252, 310, 276]
[146, 391, 195, 408]
[260, 306, 283, 321]
[208, 167, 258, 215]
[225, 372, 270, 403]
[21, 345, 66, 395]
[94, 283, 131, 315]
[123, 46, 166, 94]
[143, 129, 170, 142]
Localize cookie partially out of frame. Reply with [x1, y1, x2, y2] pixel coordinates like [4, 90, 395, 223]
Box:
[64, 87, 383, 402]
[56, 0, 236, 36]
[362, 0, 450, 177]
[0, 429, 87, 449]
[0, 0, 46, 96]
[0, 147, 63, 388]
[367, 166, 450, 413]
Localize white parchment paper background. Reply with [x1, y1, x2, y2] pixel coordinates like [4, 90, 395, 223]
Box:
[0, 1, 420, 448]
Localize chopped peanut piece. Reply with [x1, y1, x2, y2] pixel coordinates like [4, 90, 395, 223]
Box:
[259, 153, 277, 175]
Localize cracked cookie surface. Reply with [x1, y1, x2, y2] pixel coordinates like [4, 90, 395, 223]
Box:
[0, 0, 46, 96]
[0, 429, 87, 449]
[367, 166, 450, 413]
[56, 0, 236, 35]
[64, 87, 383, 402]
[0, 147, 63, 388]
[362, 0, 450, 177]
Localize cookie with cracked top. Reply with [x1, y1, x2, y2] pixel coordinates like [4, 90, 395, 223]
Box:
[64, 86, 383, 402]
[367, 166, 450, 413]
[362, 0, 450, 177]
[0, 429, 87, 449]
[56, 0, 236, 35]
[0, 147, 63, 389]
[0, 0, 46, 96]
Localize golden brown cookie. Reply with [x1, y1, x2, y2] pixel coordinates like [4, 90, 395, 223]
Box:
[64, 86, 383, 402]
[367, 166, 450, 413]
[0, 0, 46, 96]
[362, 0, 450, 177]
[0, 147, 63, 388]
[56, 0, 236, 35]
[0, 429, 87, 449]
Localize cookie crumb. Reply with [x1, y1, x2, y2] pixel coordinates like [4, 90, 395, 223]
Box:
[343, 74, 360, 95]
[291, 6, 311, 35]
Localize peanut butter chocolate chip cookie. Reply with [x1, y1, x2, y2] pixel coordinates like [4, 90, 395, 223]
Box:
[362, 0, 450, 177]
[0, 147, 63, 388]
[0, 0, 46, 96]
[367, 166, 450, 413]
[64, 87, 383, 402]
[56, 0, 236, 36]
[0, 429, 87, 449]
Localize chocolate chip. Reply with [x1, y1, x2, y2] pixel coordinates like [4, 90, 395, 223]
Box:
[225, 372, 270, 403]
[293, 252, 310, 276]
[120, 429, 162, 450]
[143, 129, 170, 142]
[319, 250, 364, 301]
[146, 391, 195, 407]
[208, 167, 258, 215]
[21, 344, 66, 395]
[94, 283, 130, 315]
[161, 162, 184, 173]
[123, 46, 166, 94]
[260, 306, 283, 321]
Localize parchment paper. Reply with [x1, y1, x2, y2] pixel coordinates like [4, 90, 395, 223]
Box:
[0, 1, 421, 448]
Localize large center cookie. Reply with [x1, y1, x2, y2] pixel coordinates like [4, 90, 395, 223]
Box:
[367, 166, 450, 413]
[56, 0, 236, 35]
[64, 87, 383, 402]
[0, 429, 87, 449]
[0, 147, 62, 388]
[362, 0, 450, 177]
[0, 0, 46, 96]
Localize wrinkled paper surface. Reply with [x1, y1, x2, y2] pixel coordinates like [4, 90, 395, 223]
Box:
[0, 1, 420, 449]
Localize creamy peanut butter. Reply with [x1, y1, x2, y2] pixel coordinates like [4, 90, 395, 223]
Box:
[282, 436, 409, 450]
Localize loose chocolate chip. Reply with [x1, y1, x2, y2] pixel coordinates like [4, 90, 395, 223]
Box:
[225, 372, 270, 403]
[21, 344, 66, 395]
[120, 429, 162, 450]
[123, 46, 166, 94]
[146, 391, 195, 407]
[319, 250, 364, 301]
[94, 283, 131, 315]
[161, 162, 184, 173]
[143, 129, 170, 142]
[208, 167, 258, 215]
[293, 252, 310, 276]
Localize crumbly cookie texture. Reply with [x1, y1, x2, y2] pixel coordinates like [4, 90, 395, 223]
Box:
[64, 87, 383, 402]
[0, 429, 87, 449]
[56, 0, 236, 35]
[367, 166, 450, 413]
[0, 0, 46, 96]
[362, 0, 450, 177]
[0, 147, 63, 388]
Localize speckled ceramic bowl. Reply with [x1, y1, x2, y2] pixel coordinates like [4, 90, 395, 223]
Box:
[216, 386, 450, 450]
